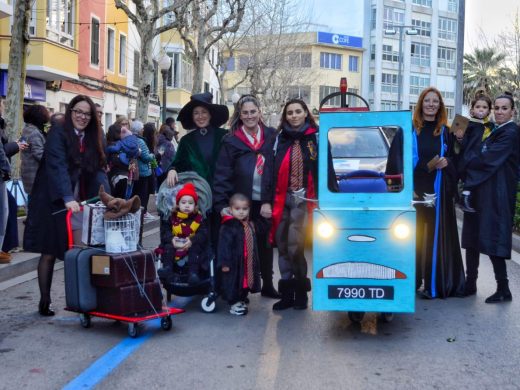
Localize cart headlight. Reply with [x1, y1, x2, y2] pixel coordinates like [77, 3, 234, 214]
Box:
[317, 222, 334, 238]
[393, 223, 410, 240]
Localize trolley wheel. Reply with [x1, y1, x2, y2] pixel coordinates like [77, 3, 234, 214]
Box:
[201, 295, 216, 313]
[348, 311, 365, 323]
[161, 316, 172, 331]
[128, 323, 139, 338]
[79, 313, 91, 328]
[379, 312, 394, 323]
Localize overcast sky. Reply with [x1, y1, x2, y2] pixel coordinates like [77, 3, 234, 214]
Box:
[308, 0, 520, 53]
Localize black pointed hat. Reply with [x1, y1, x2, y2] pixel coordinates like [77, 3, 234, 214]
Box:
[177, 92, 229, 130]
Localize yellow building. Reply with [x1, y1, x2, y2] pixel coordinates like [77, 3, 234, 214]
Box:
[223, 31, 364, 121]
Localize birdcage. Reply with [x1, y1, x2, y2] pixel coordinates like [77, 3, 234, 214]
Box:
[104, 213, 139, 253]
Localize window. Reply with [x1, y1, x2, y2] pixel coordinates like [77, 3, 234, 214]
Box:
[448, 0, 458, 13]
[288, 86, 311, 103]
[288, 52, 311, 68]
[104, 113, 112, 132]
[320, 86, 341, 106]
[348, 56, 359, 72]
[119, 35, 127, 75]
[441, 90, 455, 100]
[412, 0, 432, 6]
[369, 74, 375, 93]
[46, 0, 75, 47]
[347, 88, 360, 107]
[411, 19, 431, 37]
[438, 46, 456, 70]
[370, 44, 376, 60]
[381, 73, 398, 93]
[439, 17, 457, 41]
[410, 74, 430, 95]
[382, 45, 399, 62]
[90, 18, 99, 65]
[225, 57, 235, 72]
[133, 50, 140, 86]
[107, 28, 115, 71]
[381, 100, 399, 111]
[167, 52, 179, 88]
[181, 54, 193, 91]
[320, 52, 342, 70]
[238, 56, 250, 70]
[383, 6, 404, 29]
[204, 82, 210, 93]
[446, 106, 454, 120]
[371, 8, 377, 30]
[411, 43, 430, 67]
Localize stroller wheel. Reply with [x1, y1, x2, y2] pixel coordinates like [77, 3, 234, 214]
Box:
[201, 295, 216, 313]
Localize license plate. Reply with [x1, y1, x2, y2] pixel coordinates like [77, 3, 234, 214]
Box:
[328, 285, 394, 300]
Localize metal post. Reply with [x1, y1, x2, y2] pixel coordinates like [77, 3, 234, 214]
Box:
[397, 27, 404, 110]
[161, 69, 168, 124]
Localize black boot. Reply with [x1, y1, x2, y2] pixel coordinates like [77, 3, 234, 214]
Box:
[293, 278, 311, 310]
[261, 278, 281, 299]
[272, 280, 295, 311]
[38, 300, 55, 317]
[463, 277, 477, 296]
[485, 280, 512, 303]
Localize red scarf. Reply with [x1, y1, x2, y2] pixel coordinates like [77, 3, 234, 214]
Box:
[269, 128, 317, 244]
[234, 126, 265, 175]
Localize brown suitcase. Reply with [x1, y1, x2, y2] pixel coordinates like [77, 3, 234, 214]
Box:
[96, 279, 163, 315]
[91, 250, 157, 288]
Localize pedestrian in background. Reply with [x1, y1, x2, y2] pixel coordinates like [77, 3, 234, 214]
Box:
[412, 87, 465, 299]
[266, 98, 319, 311]
[23, 95, 107, 316]
[213, 94, 279, 298]
[142, 121, 158, 195]
[0, 97, 11, 264]
[155, 123, 176, 189]
[20, 104, 50, 196]
[461, 92, 519, 303]
[130, 120, 155, 220]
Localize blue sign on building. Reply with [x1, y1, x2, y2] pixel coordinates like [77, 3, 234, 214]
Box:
[0, 70, 46, 102]
[317, 32, 363, 49]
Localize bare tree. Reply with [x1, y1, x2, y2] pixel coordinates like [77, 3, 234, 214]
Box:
[114, 0, 192, 121]
[173, 0, 247, 94]
[4, 0, 31, 150]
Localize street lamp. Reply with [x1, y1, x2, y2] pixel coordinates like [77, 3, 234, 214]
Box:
[158, 52, 172, 124]
[384, 25, 418, 109]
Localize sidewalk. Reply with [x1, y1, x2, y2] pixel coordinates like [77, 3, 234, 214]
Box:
[0, 196, 161, 289]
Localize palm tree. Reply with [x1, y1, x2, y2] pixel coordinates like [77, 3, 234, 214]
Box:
[463, 47, 506, 104]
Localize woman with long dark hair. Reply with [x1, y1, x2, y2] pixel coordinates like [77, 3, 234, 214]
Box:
[213, 95, 279, 298]
[265, 98, 319, 311]
[24, 95, 107, 316]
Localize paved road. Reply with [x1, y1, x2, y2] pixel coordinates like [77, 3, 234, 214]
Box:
[0, 227, 519, 389]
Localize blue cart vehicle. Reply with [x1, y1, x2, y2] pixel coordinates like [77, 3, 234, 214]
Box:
[312, 78, 426, 322]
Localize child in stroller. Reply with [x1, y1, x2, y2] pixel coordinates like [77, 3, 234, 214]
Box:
[156, 177, 217, 312]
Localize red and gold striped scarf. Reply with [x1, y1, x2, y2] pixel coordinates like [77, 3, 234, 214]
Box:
[171, 211, 202, 261]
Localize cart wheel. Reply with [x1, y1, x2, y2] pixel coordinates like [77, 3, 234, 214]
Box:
[128, 323, 139, 338]
[79, 313, 91, 328]
[201, 296, 216, 313]
[379, 312, 394, 323]
[161, 316, 172, 331]
[348, 311, 365, 323]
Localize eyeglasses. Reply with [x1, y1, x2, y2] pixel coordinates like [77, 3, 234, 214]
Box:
[71, 109, 92, 119]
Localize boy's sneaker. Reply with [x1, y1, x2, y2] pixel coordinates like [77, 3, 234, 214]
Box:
[229, 302, 248, 316]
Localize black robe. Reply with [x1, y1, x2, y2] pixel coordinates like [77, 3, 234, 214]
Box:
[462, 121, 519, 259]
[217, 218, 261, 303]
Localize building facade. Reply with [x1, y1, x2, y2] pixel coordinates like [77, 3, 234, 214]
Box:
[363, 0, 461, 120]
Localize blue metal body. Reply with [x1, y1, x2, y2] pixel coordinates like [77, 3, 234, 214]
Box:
[313, 110, 416, 313]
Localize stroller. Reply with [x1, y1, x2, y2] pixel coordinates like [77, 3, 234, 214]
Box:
[155, 171, 218, 313]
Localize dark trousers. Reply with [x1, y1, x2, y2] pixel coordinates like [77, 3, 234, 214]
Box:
[251, 201, 274, 283]
[416, 206, 435, 291]
[275, 194, 308, 280]
[490, 256, 508, 281]
[132, 175, 150, 212]
[465, 247, 480, 280]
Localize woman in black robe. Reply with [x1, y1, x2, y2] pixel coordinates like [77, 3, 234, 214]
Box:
[411, 87, 465, 299]
[462, 92, 519, 303]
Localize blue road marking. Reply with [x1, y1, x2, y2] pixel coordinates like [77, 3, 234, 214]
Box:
[62, 319, 161, 389]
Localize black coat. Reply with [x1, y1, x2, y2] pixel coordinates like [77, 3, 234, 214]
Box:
[213, 126, 276, 213]
[462, 121, 519, 258]
[217, 218, 261, 302]
[159, 213, 211, 270]
[23, 126, 107, 259]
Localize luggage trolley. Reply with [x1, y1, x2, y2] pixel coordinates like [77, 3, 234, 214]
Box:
[64, 209, 184, 338]
[312, 78, 423, 322]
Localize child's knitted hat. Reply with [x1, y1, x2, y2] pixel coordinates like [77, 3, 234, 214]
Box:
[176, 183, 198, 204]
